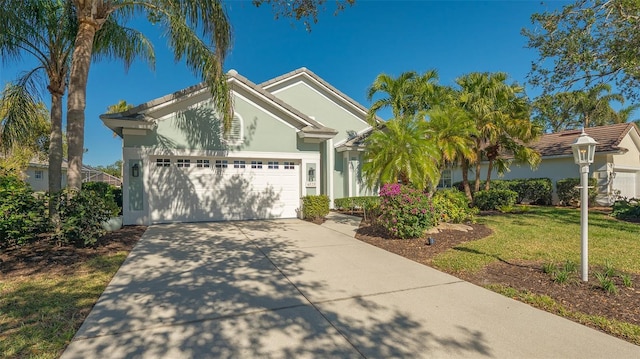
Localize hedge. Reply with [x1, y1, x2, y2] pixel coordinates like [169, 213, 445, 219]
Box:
[473, 189, 518, 210]
[301, 195, 330, 220]
[453, 178, 553, 205]
[556, 178, 598, 206]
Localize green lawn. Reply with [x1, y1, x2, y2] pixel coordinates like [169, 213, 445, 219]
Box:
[0, 253, 128, 359]
[432, 206, 640, 274]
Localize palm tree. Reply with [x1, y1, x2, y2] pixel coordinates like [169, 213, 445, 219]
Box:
[1, 0, 152, 197]
[0, 83, 50, 156]
[65, 0, 232, 190]
[574, 84, 624, 128]
[362, 115, 440, 191]
[366, 71, 419, 123]
[366, 69, 444, 124]
[456, 72, 541, 194]
[425, 106, 477, 199]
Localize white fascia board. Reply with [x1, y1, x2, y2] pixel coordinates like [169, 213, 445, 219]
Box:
[141, 87, 210, 119]
[270, 80, 369, 125]
[103, 118, 155, 130]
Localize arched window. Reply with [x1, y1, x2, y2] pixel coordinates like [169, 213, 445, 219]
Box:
[223, 113, 243, 145]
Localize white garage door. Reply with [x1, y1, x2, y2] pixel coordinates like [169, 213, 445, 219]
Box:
[148, 157, 300, 223]
[613, 172, 637, 199]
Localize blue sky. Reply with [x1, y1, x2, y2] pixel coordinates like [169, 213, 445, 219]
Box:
[0, 0, 568, 166]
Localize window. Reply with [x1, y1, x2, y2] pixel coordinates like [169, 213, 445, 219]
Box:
[251, 160, 263, 169]
[438, 169, 452, 188]
[196, 159, 210, 168]
[156, 158, 171, 167]
[283, 161, 295, 170]
[223, 114, 243, 145]
[34, 170, 43, 180]
[215, 160, 228, 168]
[233, 160, 246, 169]
[177, 159, 191, 168]
[268, 161, 279, 169]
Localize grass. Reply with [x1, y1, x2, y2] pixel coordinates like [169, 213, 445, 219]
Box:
[488, 284, 640, 346]
[431, 206, 640, 275]
[0, 253, 128, 359]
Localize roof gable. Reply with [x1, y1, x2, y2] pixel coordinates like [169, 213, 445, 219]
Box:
[101, 70, 337, 139]
[260, 67, 382, 124]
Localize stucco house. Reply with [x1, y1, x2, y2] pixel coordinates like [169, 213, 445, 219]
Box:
[447, 122, 640, 204]
[23, 159, 121, 192]
[102, 68, 375, 225]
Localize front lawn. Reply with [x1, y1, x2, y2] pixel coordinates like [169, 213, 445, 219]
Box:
[431, 206, 640, 274]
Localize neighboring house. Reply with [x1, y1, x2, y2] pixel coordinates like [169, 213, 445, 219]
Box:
[101, 68, 375, 225]
[24, 159, 122, 192]
[447, 122, 640, 204]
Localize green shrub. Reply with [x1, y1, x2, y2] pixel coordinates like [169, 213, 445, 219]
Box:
[0, 170, 50, 248]
[512, 178, 553, 205]
[432, 188, 477, 224]
[55, 189, 115, 247]
[334, 196, 379, 211]
[82, 182, 120, 216]
[611, 198, 640, 220]
[556, 178, 598, 206]
[473, 189, 518, 210]
[301, 195, 330, 220]
[377, 184, 434, 239]
[453, 178, 553, 205]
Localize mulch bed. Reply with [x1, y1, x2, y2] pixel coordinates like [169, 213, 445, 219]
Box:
[0, 226, 146, 278]
[353, 215, 640, 339]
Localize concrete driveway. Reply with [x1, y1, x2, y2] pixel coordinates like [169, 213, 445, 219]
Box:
[62, 219, 640, 358]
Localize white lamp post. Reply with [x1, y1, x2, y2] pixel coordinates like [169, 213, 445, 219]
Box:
[571, 130, 598, 282]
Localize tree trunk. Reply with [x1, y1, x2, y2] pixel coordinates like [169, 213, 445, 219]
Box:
[48, 89, 64, 218]
[66, 20, 99, 190]
[461, 160, 473, 202]
[474, 148, 482, 193]
[484, 159, 494, 191]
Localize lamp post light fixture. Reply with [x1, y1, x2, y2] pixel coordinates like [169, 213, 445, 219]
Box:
[571, 129, 598, 282]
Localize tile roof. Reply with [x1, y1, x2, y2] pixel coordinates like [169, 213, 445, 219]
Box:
[532, 122, 638, 157]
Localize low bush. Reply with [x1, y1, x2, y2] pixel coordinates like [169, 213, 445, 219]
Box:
[0, 170, 49, 248]
[334, 196, 380, 211]
[432, 188, 477, 224]
[454, 178, 552, 205]
[301, 195, 330, 221]
[377, 183, 434, 239]
[611, 198, 640, 220]
[556, 178, 598, 206]
[55, 189, 115, 247]
[473, 189, 518, 211]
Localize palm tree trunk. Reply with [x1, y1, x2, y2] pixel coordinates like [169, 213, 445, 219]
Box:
[48, 89, 64, 218]
[461, 160, 473, 202]
[66, 20, 99, 190]
[484, 159, 494, 191]
[474, 148, 482, 193]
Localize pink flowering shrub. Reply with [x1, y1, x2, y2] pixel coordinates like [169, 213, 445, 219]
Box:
[377, 183, 434, 239]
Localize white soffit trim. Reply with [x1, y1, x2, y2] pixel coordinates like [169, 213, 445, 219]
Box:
[234, 92, 299, 131]
[270, 81, 369, 125]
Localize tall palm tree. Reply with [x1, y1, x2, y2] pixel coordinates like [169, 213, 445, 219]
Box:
[456, 72, 541, 194]
[575, 83, 624, 128]
[362, 115, 440, 191]
[425, 106, 477, 199]
[65, 0, 232, 190]
[1, 0, 153, 197]
[366, 69, 444, 124]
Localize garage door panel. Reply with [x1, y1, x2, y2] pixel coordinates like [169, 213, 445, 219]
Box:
[149, 158, 300, 223]
[613, 172, 637, 199]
